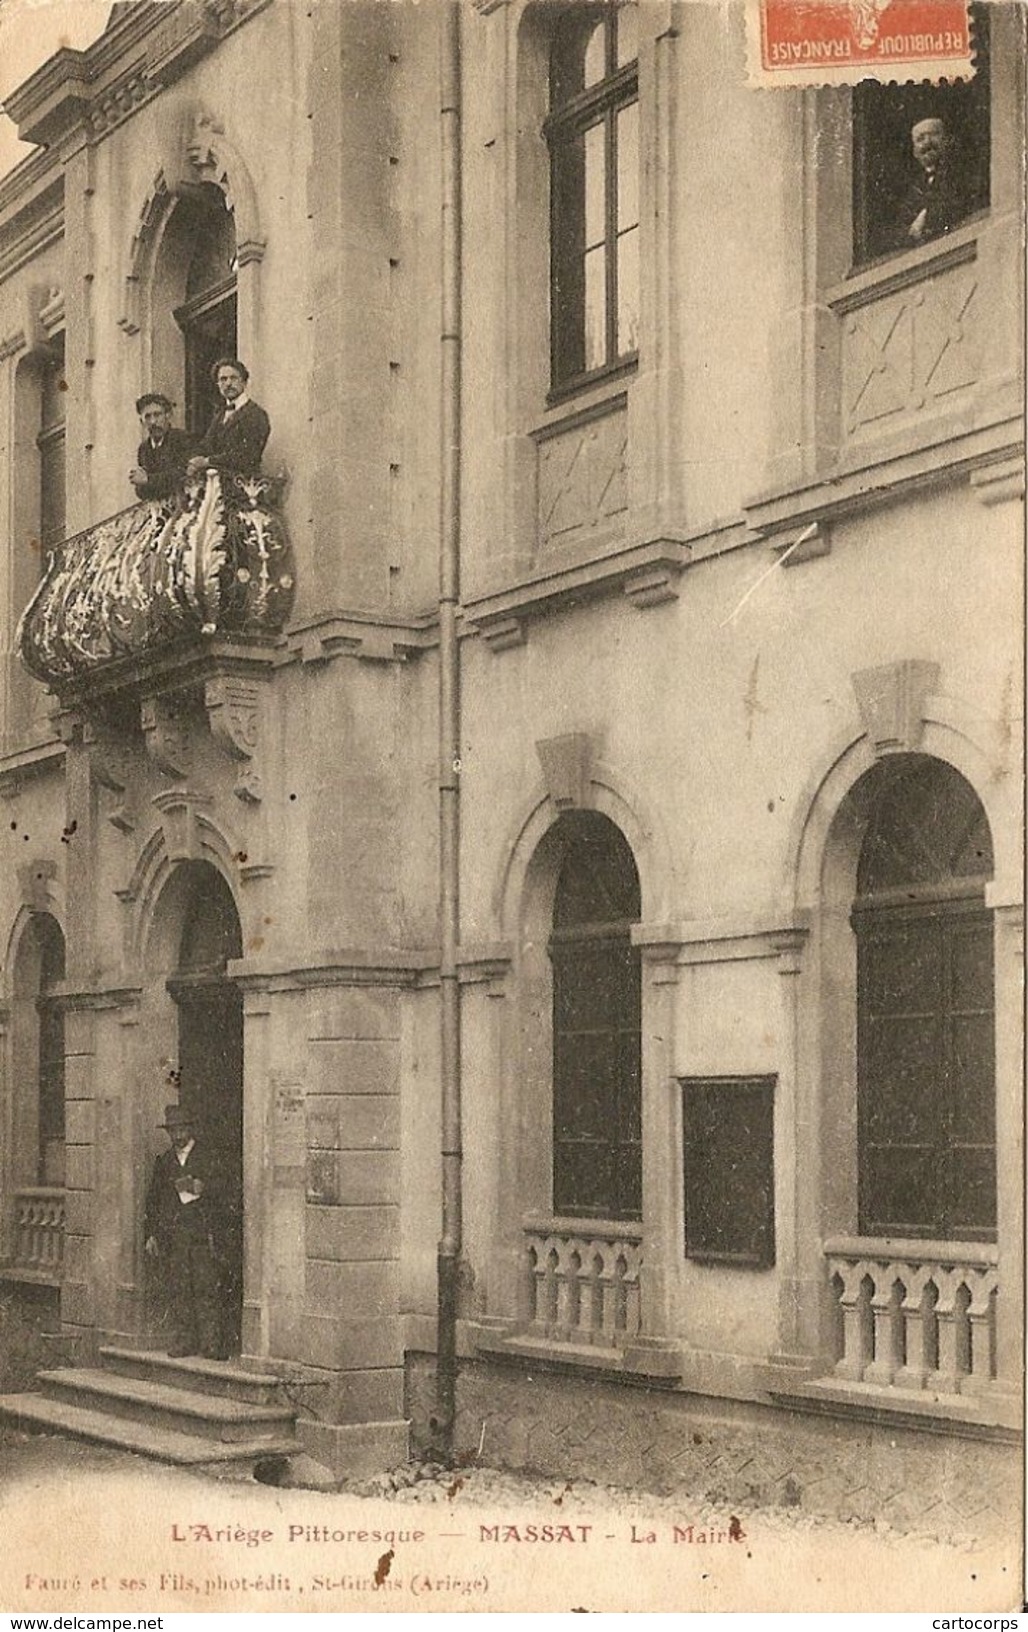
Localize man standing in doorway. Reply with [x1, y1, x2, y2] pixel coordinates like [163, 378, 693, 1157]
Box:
[144, 1103, 230, 1360]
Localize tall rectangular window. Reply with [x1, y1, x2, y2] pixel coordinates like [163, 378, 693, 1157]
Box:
[547, 4, 639, 396]
[38, 336, 65, 553]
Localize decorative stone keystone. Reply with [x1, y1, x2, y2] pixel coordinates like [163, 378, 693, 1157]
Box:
[17, 858, 57, 913]
[536, 733, 593, 811]
[152, 789, 212, 865]
[852, 660, 940, 757]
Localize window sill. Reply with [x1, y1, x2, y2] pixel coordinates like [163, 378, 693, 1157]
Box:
[764, 1372, 1021, 1440]
[828, 215, 986, 312]
[471, 1321, 683, 1383]
[542, 358, 638, 421]
[0, 1265, 63, 1289]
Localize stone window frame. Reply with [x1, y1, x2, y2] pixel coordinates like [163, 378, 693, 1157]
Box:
[850, 4, 992, 269]
[543, 2, 641, 403]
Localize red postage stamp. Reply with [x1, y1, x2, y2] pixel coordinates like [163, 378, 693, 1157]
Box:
[747, 0, 975, 87]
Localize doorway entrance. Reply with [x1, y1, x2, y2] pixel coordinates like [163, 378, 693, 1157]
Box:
[166, 865, 244, 1354]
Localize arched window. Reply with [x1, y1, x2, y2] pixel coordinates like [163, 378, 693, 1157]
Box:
[545, 2, 639, 395]
[171, 186, 238, 435]
[549, 812, 642, 1220]
[852, 758, 995, 1241]
[11, 913, 66, 1187]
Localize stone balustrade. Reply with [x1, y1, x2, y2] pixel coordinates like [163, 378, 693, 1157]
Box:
[11, 1186, 65, 1280]
[523, 1216, 642, 1346]
[825, 1236, 999, 1396]
[17, 467, 294, 689]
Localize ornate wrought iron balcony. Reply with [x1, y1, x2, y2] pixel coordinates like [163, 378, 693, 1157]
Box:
[18, 468, 294, 693]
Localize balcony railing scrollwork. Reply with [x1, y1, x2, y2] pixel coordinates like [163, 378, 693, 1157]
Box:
[18, 468, 295, 688]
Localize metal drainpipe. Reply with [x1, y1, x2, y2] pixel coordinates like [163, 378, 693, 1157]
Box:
[434, 0, 463, 1466]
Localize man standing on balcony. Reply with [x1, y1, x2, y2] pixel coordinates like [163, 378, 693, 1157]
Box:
[129, 394, 194, 500]
[895, 116, 971, 248]
[144, 1104, 230, 1361]
[188, 358, 271, 479]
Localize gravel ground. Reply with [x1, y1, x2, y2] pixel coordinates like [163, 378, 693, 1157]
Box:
[1, 1427, 1021, 1614]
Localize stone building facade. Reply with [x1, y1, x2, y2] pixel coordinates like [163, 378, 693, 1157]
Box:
[0, 0, 1022, 1523]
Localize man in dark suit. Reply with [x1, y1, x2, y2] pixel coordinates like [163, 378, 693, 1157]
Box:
[189, 357, 271, 479]
[129, 394, 194, 500]
[144, 1104, 230, 1360]
[894, 117, 971, 250]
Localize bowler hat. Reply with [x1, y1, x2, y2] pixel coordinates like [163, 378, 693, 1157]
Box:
[159, 1104, 196, 1131]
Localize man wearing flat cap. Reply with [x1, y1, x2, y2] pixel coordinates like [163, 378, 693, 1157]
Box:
[894, 117, 971, 249]
[144, 1103, 230, 1360]
[129, 394, 194, 501]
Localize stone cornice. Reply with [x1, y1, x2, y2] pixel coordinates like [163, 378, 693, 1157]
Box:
[745, 415, 1023, 543]
[284, 608, 438, 667]
[0, 174, 64, 288]
[632, 912, 812, 968]
[5, 0, 272, 155]
[229, 949, 435, 992]
[0, 739, 65, 793]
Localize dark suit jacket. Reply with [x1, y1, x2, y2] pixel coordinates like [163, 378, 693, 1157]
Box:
[198, 398, 271, 477]
[145, 1141, 223, 1247]
[894, 161, 970, 250]
[135, 428, 194, 500]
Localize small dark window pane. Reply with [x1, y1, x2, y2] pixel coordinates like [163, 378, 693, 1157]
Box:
[682, 1076, 776, 1267]
[852, 4, 990, 265]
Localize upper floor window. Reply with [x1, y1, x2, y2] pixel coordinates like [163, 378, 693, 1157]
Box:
[37, 335, 66, 553]
[546, 2, 639, 397]
[173, 186, 238, 435]
[852, 3, 990, 265]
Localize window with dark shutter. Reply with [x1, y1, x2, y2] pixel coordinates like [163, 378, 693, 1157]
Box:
[682, 1076, 776, 1268]
[853, 757, 995, 1241]
[549, 812, 642, 1221]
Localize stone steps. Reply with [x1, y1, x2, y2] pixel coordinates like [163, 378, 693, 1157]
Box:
[100, 1345, 286, 1407]
[36, 1367, 296, 1444]
[0, 1347, 299, 1469]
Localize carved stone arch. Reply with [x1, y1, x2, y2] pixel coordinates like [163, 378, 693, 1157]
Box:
[787, 698, 1016, 914]
[185, 109, 265, 265]
[774, 686, 1018, 1371]
[119, 169, 176, 339]
[2, 900, 66, 997]
[496, 756, 678, 938]
[120, 105, 265, 397]
[120, 801, 251, 976]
